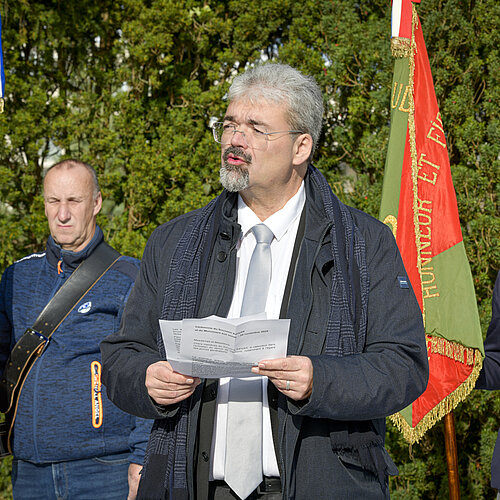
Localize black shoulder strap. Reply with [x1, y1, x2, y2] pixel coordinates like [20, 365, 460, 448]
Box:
[0, 241, 121, 414]
[33, 241, 121, 336]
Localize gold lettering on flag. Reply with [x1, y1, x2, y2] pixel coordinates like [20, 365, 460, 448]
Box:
[413, 113, 448, 302]
[418, 153, 441, 185]
[422, 267, 440, 299]
[417, 198, 440, 299]
[426, 112, 447, 148]
[392, 82, 411, 112]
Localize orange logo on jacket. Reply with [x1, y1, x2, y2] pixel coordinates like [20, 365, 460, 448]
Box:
[91, 361, 103, 428]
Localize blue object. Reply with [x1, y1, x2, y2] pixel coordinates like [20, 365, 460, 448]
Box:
[0, 12, 5, 104]
[12, 452, 131, 499]
[0, 227, 151, 466]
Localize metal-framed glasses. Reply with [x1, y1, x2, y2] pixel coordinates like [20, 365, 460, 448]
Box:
[212, 122, 304, 150]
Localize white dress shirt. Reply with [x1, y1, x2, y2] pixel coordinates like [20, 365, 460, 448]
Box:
[210, 182, 306, 480]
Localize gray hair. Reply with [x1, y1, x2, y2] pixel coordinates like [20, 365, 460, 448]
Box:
[227, 63, 324, 157]
[45, 159, 100, 199]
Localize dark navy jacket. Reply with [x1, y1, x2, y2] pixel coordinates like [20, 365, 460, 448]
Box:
[476, 271, 500, 489]
[0, 226, 151, 464]
[101, 173, 428, 499]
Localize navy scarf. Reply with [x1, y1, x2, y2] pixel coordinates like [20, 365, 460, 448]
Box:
[141, 166, 374, 499]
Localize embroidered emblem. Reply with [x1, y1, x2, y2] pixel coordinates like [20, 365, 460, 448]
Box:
[78, 301, 92, 314]
[91, 361, 103, 429]
[398, 276, 410, 289]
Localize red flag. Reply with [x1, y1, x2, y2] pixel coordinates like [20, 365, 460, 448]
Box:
[391, 0, 419, 39]
[380, 2, 483, 443]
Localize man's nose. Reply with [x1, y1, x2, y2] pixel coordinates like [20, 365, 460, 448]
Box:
[230, 129, 248, 148]
[57, 203, 71, 222]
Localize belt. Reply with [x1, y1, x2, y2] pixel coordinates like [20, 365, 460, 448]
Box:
[209, 477, 282, 497]
[257, 477, 281, 494]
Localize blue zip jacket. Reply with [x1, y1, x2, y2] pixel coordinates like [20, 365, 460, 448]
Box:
[0, 226, 151, 464]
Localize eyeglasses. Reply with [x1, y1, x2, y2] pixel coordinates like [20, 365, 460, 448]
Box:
[212, 122, 304, 150]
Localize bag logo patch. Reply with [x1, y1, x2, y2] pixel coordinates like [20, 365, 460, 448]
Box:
[78, 301, 92, 314]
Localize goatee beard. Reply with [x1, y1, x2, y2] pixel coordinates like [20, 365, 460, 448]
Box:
[220, 147, 251, 192]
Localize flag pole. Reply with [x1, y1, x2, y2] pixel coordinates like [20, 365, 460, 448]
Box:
[444, 411, 460, 499]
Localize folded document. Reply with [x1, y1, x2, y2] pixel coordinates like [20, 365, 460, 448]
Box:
[159, 314, 290, 378]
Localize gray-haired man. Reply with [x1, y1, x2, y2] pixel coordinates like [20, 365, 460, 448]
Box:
[101, 63, 428, 499]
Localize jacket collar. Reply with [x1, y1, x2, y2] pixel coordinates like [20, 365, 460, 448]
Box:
[217, 168, 335, 287]
[302, 165, 334, 244]
[219, 191, 241, 246]
[46, 225, 104, 272]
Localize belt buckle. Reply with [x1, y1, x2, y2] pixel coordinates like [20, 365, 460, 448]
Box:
[257, 477, 281, 494]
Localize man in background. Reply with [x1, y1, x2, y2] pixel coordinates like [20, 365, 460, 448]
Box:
[476, 271, 500, 498]
[0, 159, 150, 499]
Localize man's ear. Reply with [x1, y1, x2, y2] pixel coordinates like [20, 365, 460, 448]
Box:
[94, 192, 103, 216]
[292, 134, 313, 166]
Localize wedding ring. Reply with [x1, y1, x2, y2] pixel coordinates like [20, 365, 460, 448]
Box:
[286, 380, 290, 391]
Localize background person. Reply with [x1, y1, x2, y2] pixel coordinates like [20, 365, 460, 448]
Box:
[476, 271, 500, 498]
[0, 159, 151, 499]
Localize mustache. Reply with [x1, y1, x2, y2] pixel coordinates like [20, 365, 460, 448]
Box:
[222, 146, 252, 164]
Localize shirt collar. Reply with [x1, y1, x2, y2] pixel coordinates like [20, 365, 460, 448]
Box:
[237, 181, 306, 242]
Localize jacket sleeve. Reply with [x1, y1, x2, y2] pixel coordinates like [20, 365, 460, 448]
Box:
[101, 227, 172, 420]
[0, 267, 13, 376]
[128, 416, 153, 465]
[111, 264, 155, 464]
[476, 271, 500, 390]
[289, 221, 429, 421]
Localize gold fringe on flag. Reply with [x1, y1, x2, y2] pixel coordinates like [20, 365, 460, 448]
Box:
[389, 339, 483, 444]
[428, 335, 477, 365]
[406, 4, 425, 324]
[391, 38, 412, 58]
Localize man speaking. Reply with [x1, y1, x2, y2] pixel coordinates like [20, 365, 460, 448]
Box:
[101, 64, 428, 500]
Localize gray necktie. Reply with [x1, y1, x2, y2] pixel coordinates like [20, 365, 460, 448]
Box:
[225, 224, 274, 499]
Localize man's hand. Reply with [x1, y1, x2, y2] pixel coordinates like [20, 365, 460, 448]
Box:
[145, 360, 200, 406]
[127, 463, 142, 500]
[251, 355, 313, 401]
